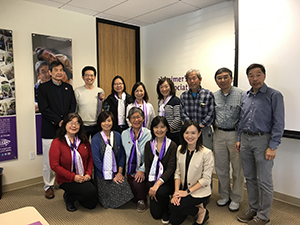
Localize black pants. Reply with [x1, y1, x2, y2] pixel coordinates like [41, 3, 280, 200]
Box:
[149, 179, 174, 220]
[127, 175, 148, 202]
[60, 180, 97, 209]
[169, 195, 210, 225]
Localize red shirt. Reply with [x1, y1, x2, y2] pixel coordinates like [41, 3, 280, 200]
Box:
[49, 138, 93, 185]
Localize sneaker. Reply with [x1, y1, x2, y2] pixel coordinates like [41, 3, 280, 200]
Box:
[229, 201, 240, 211]
[247, 216, 270, 225]
[217, 198, 230, 206]
[137, 200, 147, 213]
[237, 209, 257, 223]
[161, 213, 170, 224]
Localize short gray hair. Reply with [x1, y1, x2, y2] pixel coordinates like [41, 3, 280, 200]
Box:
[185, 69, 201, 80]
[35, 60, 49, 74]
[127, 107, 144, 120]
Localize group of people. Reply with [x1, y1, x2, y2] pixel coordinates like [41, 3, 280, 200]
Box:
[36, 61, 284, 225]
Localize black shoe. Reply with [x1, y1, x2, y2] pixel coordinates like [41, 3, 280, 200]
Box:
[63, 192, 77, 212]
[194, 209, 209, 225]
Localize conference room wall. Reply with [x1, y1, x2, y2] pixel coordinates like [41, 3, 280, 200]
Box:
[0, 0, 97, 188]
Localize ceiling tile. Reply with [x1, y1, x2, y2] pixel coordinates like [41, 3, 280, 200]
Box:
[133, 10, 171, 24]
[182, 0, 227, 8]
[96, 12, 128, 23]
[126, 0, 178, 11]
[104, 2, 150, 18]
[155, 1, 199, 17]
[61, 4, 99, 16]
[49, 0, 70, 4]
[25, 0, 64, 8]
[68, 0, 126, 12]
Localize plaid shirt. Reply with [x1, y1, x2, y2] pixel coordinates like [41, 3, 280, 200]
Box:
[180, 86, 215, 127]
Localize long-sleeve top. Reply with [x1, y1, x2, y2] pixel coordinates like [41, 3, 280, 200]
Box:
[237, 83, 285, 149]
[180, 86, 215, 127]
[75, 86, 105, 126]
[126, 102, 155, 129]
[49, 138, 93, 186]
[91, 131, 125, 178]
[175, 145, 214, 198]
[144, 139, 177, 184]
[121, 127, 151, 174]
[214, 86, 244, 129]
[158, 95, 182, 133]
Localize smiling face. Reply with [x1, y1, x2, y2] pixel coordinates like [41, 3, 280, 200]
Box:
[159, 81, 171, 98]
[186, 71, 202, 92]
[37, 65, 50, 83]
[247, 67, 266, 93]
[113, 78, 124, 94]
[50, 64, 64, 84]
[66, 117, 80, 137]
[215, 72, 233, 93]
[41, 50, 57, 63]
[82, 70, 96, 86]
[183, 125, 201, 147]
[101, 116, 113, 133]
[153, 122, 168, 139]
[134, 85, 145, 102]
[129, 112, 144, 130]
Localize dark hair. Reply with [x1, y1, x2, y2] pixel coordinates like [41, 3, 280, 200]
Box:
[35, 60, 49, 74]
[131, 82, 149, 102]
[150, 116, 170, 140]
[82, 66, 96, 77]
[35, 47, 47, 61]
[127, 107, 145, 120]
[111, 75, 126, 94]
[179, 121, 203, 154]
[156, 77, 176, 100]
[214, 67, 232, 80]
[97, 111, 114, 131]
[246, 63, 266, 75]
[57, 113, 88, 143]
[49, 61, 64, 72]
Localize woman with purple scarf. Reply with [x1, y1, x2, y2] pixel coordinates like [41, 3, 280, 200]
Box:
[126, 82, 155, 129]
[144, 116, 177, 224]
[121, 107, 151, 213]
[49, 113, 97, 212]
[91, 111, 133, 209]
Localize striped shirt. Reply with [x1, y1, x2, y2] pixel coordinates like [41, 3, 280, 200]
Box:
[180, 86, 215, 127]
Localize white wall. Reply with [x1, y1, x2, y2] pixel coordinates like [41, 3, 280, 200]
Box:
[141, 0, 300, 200]
[0, 0, 96, 186]
[142, 1, 235, 111]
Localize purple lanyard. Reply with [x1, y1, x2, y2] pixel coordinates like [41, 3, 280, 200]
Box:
[135, 100, 147, 127]
[151, 137, 166, 179]
[101, 131, 117, 178]
[69, 136, 79, 174]
[114, 93, 124, 126]
[161, 95, 172, 116]
[127, 128, 143, 175]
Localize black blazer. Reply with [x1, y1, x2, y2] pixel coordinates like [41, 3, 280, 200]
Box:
[103, 92, 131, 133]
[37, 80, 76, 139]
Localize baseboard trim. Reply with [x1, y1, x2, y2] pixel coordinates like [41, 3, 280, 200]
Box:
[3, 176, 43, 192]
[212, 173, 300, 208]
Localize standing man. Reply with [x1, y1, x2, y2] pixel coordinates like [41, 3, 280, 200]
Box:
[75, 66, 105, 139]
[213, 67, 244, 211]
[180, 69, 214, 150]
[37, 61, 76, 199]
[236, 64, 284, 225]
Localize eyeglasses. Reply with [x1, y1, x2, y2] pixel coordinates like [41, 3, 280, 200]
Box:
[68, 121, 81, 126]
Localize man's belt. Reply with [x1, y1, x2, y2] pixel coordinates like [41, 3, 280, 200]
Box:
[243, 131, 265, 136]
[217, 127, 236, 132]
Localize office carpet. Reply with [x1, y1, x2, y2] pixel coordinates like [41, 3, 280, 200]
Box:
[0, 179, 299, 225]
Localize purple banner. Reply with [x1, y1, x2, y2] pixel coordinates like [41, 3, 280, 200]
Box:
[0, 116, 17, 161]
[35, 114, 42, 155]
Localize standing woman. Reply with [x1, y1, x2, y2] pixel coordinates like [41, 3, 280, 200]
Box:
[121, 107, 152, 212]
[144, 116, 177, 224]
[157, 77, 182, 146]
[169, 121, 214, 225]
[49, 113, 97, 212]
[91, 111, 133, 209]
[103, 75, 131, 133]
[126, 82, 155, 129]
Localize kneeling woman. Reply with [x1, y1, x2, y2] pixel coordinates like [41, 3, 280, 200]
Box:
[169, 121, 214, 225]
[49, 113, 97, 212]
[144, 116, 177, 224]
[91, 111, 133, 208]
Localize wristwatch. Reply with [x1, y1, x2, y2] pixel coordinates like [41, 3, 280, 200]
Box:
[187, 189, 191, 195]
[270, 148, 277, 151]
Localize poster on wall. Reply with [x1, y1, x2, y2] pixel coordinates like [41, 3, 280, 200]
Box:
[0, 29, 17, 162]
[32, 33, 72, 155]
